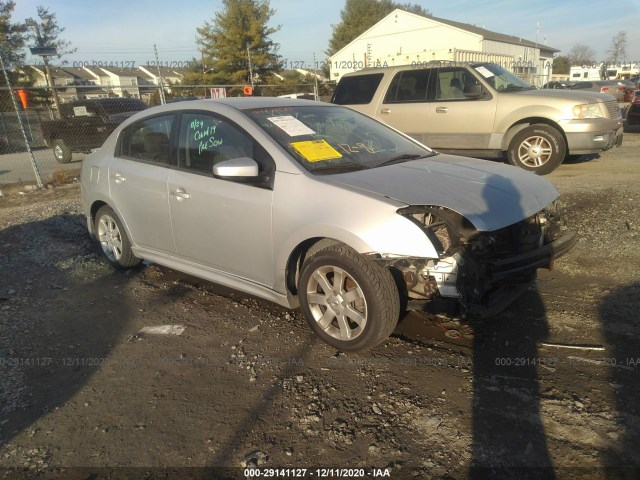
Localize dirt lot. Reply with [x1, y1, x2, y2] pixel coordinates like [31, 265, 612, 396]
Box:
[1, 126, 639, 479]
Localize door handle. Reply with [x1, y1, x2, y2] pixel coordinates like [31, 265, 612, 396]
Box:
[171, 188, 191, 200]
[380, 108, 391, 114]
[436, 107, 448, 113]
[111, 173, 126, 183]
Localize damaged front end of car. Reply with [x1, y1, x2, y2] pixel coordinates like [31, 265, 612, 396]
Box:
[380, 205, 577, 318]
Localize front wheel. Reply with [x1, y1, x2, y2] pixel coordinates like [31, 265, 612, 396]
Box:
[298, 245, 400, 352]
[506, 125, 565, 175]
[94, 206, 141, 269]
[52, 139, 72, 164]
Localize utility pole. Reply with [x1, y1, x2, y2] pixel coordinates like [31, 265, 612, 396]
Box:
[154, 44, 166, 104]
[26, 18, 61, 115]
[246, 43, 254, 89]
[312, 52, 319, 101]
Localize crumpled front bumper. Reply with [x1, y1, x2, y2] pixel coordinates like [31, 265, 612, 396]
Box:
[465, 230, 578, 317]
[489, 230, 578, 281]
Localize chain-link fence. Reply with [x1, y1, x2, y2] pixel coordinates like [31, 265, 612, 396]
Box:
[0, 79, 336, 188]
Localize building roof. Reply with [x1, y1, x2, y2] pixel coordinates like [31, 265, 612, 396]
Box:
[331, 9, 559, 59]
[139, 65, 185, 78]
[98, 67, 140, 77]
[60, 67, 96, 80]
[427, 15, 559, 53]
[28, 65, 74, 78]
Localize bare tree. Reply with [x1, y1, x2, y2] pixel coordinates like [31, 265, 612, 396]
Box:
[607, 31, 627, 64]
[567, 43, 596, 66]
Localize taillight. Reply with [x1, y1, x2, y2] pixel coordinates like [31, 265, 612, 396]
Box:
[600, 87, 609, 93]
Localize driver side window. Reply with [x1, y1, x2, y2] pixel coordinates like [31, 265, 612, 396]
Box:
[434, 68, 471, 100]
[178, 113, 253, 175]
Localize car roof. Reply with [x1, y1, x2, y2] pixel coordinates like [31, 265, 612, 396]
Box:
[167, 97, 329, 111]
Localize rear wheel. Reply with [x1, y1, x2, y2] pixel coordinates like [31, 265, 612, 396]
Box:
[52, 139, 72, 164]
[507, 125, 565, 175]
[94, 206, 141, 269]
[298, 245, 400, 352]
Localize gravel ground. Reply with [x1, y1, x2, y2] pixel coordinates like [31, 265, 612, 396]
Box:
[0, 125, 639, 479]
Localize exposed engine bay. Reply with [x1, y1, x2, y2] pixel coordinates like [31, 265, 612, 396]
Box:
[376, 205, 576, 318]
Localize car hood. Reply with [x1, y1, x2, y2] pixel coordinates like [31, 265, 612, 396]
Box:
[325, 155, 558, 231]
[515, 88, 616, 103]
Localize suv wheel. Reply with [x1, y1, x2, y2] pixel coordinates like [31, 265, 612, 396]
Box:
[507, 125, 565, 175]
[298, 245, 400, 352]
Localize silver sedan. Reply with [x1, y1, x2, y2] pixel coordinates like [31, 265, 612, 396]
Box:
[81, 98, 576, 351]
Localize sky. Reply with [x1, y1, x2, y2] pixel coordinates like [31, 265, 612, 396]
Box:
[13, 0, 640, 68]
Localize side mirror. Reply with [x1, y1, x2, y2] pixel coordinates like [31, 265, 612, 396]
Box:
[212, 157, 259, 178]
[463, 84, 486, 99]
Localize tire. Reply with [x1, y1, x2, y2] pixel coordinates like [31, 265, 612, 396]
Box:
[94, 206, 141, 269]
[52, 139, 72, 164]
[506, 125, 565, 175]
[298, 244, 400, 352]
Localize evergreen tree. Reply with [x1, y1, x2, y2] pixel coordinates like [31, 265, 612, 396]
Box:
[196, 0, 281, 85]
[0, 0, 28, 107]
[327, 0, 430, 57]
[0, 0, 26, 68]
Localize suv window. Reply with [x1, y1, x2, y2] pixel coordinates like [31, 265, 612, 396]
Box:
[432, 67, 480, 101]
[384, 69, 430, 103]
[118, 115, 174, 165]
[332, 73, 384, 105]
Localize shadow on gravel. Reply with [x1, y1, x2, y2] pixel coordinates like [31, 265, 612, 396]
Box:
[0, 214, 135, 449]
[470, 175, 555, 478]
[563, 153, 600, 165]
[206, 337, 318, 468]
[600, 283, 640, 474]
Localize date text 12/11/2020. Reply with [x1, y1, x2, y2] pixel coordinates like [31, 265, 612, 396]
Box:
[67, 60, 198, 69]
[58, 58, 640, 73]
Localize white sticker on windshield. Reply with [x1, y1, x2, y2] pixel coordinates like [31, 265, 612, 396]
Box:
[267, 115, 315, 136]
[474, 66, 495, 79]
[73, 106, 88, 117]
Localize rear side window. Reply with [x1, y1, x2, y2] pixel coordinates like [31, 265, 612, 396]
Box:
[332, 73, 383, 105]
[384, 69, 430, 103]
[118, 115, 174, 165]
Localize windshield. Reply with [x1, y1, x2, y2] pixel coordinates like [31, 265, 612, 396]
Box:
[245, 105, 434, 174]
[472, 63, 535, 92]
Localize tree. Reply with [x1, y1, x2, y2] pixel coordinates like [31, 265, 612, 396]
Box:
[0, 0, 28, 108]
[567, 43, 595, 66]
[552, 55, 570, 74]
[196, 0, 281, 85]
[0, 0, 26, 67]
[26, 5, 76, 63]
[607, 31, 627, 64]
[327, 0, 430, 57]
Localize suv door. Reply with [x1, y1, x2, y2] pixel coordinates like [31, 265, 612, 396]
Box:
[109, 114, 176, 253]
[425, 67, 497, 150]
[167, 112, 274, 286]
[377, 69, 431, 144]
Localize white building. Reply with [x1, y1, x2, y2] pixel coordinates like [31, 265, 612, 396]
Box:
[329, 9, 559, 86]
